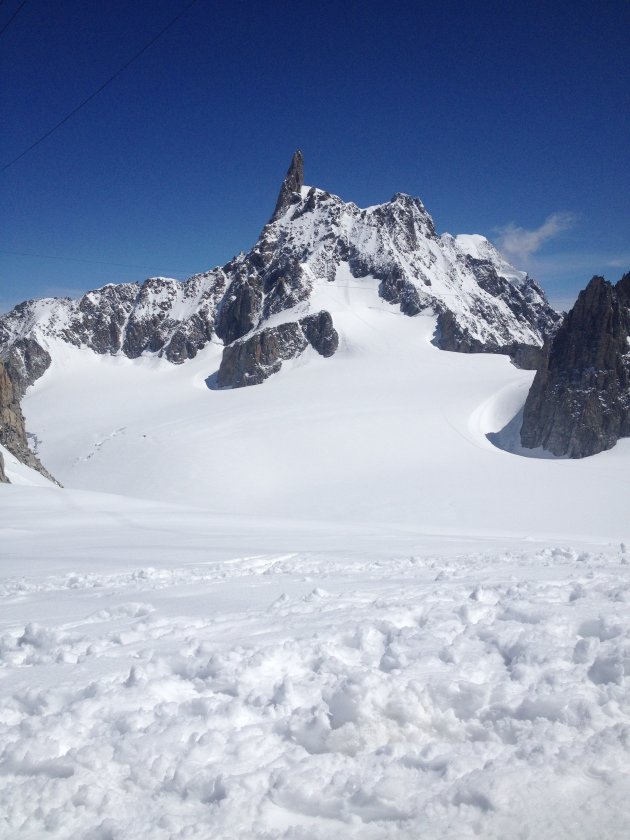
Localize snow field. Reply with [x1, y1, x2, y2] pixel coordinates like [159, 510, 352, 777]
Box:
[0, 444, 52, 488]
[22, 284, 630, 541]
[1, 490, 630, 838]
[3, 274, 630, 837]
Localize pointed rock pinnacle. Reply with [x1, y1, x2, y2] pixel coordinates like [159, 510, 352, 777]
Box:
[270, 150, 304, 222]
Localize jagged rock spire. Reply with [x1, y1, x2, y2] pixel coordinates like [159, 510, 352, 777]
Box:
[270, 150, 304, 222]
[520, 272, 630, 457]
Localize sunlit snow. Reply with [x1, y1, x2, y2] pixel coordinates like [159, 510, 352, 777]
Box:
[1, 285, 629, 838]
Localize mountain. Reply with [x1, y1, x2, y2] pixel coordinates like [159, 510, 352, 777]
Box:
[0, 152, 558, 394]
[520, 272, 630, 457]
[4, 159, 630, 840]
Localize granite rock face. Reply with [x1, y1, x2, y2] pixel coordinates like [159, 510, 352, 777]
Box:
[215, 271, 263, 345]
[0, 360, 57, 483]
[270, 150, 304, 222]
[0, 152, 558, 393]
[217, 311, 339, 389]
[2, 336, 52, 399]
[520, 273, 630, 457]
[301, 310, 338, 358]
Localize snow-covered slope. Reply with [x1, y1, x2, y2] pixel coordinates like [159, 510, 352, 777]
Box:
[451, 232, 528, 286]
[2, 485, 630, 839]
[0, 151, 558, 397]
[3, 298, 629, 838]
[0, 442, 54, 486]
[20, 278, 628, 541]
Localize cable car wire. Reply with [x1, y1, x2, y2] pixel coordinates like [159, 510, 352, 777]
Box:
[1, 0, 200, 173]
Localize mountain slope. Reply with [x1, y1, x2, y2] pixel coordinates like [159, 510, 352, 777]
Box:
[19, 282, 629, 541]
[0, 152, 558, 393]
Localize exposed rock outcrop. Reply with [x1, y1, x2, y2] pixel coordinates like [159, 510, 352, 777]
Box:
[0, 360, 58, 483]
[2, 336, 52, 399]
[520, 273, 630, 457]
[270, 150, 304, 222]
[301, 310, 338, 358]
[217, 311, 339, 388]
[215, 272, 263, 345]
[434, 309, 548, 369]
[508, 343, 546, 371]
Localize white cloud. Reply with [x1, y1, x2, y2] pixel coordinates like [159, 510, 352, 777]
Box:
[606, 256, 630, 269]
[496, 212, 576, 263]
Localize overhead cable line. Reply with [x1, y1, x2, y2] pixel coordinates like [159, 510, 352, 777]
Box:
[0, 248, 197, 275]
[1, 0, 200, 173]
[0, 0, 28, 38]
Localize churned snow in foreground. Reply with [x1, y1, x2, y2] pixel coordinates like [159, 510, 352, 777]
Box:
[2, 282, 630, 837]
[1, 486, 630, 839]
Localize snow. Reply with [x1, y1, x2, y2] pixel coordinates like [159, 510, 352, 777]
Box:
[0, 444, 54, 487]
[21, 280, 629, 541]
[451, 233, 529, 286]
[2, 486, 630, 838]
[2, 282, 630, 837]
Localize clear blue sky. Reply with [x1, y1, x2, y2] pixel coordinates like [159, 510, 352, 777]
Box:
[1, 0, 628, 312]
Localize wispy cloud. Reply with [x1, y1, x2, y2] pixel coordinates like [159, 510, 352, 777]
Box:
[606, 256, 630, 269]
[496, 212, 576, 263]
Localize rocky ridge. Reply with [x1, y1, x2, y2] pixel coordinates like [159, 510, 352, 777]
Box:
[0, 152, 559, 393]
[0, 359, 57, 484]
[520, 273, 630, 457]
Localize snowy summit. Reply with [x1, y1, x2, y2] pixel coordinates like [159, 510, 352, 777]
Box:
[0, 151, 558, 396]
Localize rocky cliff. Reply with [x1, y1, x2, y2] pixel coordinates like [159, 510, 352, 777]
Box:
[216, 311, 338, 388]
[0, 359, 57, 483]
[520, 273, 630, 457]
[0, 152, 559, 391]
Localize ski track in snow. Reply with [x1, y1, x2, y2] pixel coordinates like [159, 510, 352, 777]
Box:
[2, 534, 630, 839]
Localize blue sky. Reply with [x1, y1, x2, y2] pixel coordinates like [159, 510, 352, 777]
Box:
[1, 0, 628, 312]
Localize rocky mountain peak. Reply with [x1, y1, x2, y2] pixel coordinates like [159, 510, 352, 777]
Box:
[0, 152, 560, 393]
[520, 272, 630, 457]
[270, 150, 305, 222]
